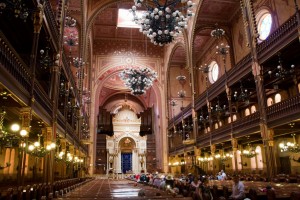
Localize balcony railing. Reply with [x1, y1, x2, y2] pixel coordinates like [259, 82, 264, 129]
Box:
[0, 31, 31, 92]
[257, 12, 299, 62]
[44, 0, 60, 44]
[267, 94, 300, 125]
[232, 112, 260, 135]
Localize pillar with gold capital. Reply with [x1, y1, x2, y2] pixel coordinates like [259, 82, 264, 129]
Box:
[60, 139, 67, 178]
[231, 138, 238, 172]
[19, 107, 31, 186]
[266, 128, 277, 176]
[68, 145, 75, 178]
[210, 144, 216, 174]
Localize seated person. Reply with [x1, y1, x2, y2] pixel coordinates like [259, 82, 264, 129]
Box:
[217, 172, 223, 180]
[229, 175, 245, 200]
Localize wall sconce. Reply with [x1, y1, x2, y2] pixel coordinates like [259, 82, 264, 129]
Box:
[242, 162, 247, 167]
[225, 164, 230, 168]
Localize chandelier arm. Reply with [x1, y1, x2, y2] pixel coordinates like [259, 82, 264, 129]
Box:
[152, 0, 162, 7]
[165, 0, 180, 7]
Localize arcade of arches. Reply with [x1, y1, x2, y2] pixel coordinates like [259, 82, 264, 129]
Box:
[0, 0, 300, 190]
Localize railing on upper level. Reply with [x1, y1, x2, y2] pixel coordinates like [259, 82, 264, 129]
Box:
[0, 31, 31, 92]
[211, 123, 232, 143]
[266, 94, 300, 125]
[44, 0, 60, 45]
[232, 112, 260, 135]
[257, 12, 299, 62]
[168, 104, 192, 128]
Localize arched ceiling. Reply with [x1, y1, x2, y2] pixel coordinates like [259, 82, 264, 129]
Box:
[55, 0, 241, 113]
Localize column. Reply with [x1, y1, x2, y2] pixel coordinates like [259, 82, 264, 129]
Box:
[210, 144, 216, 175]
[29, 3, 44, 105]
[231, 138, 238, 172]
[60, 139, 67, 178]
[19, 107, 31, 186]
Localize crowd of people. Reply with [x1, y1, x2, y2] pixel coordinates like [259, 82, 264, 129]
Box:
[127, 170, 246, 200]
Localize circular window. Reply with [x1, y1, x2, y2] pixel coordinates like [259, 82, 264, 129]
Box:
[257, 10, 272, 41]
[208, 61, 219, 83]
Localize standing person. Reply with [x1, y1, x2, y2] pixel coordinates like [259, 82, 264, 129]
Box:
[229, 175, 245, 200]
[190, 177, 201, 200]
[199, 177, 213, 200]
[221, 170, 227, 180]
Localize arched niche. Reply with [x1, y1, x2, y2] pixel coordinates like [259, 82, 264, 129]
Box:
[167, 44, 190, 119]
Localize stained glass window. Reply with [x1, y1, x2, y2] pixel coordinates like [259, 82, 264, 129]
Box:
[209, 61, 219, 83]
[257, 11, 272, 41]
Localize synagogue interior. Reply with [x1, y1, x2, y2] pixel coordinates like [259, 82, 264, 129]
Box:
[0, 0, 300, 199]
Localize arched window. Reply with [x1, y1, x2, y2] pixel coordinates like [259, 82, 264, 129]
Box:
[232, 114, 237, 121]
[219, 121, 222, 127]
[251, 105, 256, 113]
[214, 123, 218, 129]
[267, 97, 273, 106]
[256, 146, 263, 169]
[245, 108, 250, 116]
[257, 9, 272, 41]
[208, 61, 219, 84]
[275, 93, 282, 103]
[228, 117, 231, 124]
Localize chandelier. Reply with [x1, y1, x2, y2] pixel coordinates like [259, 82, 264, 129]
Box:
[234, 81, 251, 103]
[215, 147, 233, 162]
[241, 144, 257, 158]
[211, 26, 225, 39]
[279, 134, 300, 153]
[0, 0, 29, 21]
[119, 67, 158, 95]
[198, 156, 213, 163]
[65, 16, 76, 27]
[130, 0, 195, 46]
[73, 57, 85, 68]
[268, 52, 295, 78]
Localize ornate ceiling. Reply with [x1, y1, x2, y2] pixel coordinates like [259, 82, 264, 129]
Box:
[59, 0, 241, 113]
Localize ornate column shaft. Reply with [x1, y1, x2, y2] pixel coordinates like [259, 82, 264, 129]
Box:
[210, 144, 216, 174]
[19, 107, 31, 186]
[231, 138, 238, 172]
